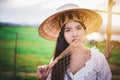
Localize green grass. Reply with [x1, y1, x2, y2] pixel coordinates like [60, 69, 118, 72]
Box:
[0, 73, 36, 80]
[0, 27, 56, 72]
[0, 26, 120, 80]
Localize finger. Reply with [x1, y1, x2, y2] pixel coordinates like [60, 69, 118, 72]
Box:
[43, 65, 49, 70]
[38, 65, 47, 73]
[37, 66, 43, 79]
[72, 38, 80, 45]
[37, 65, 48, 80]
[39, 66, 44, 72]
[41, 65, 48, 71]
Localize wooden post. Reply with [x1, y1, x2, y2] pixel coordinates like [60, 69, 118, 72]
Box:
[105, 0, 113, 59]
[13, 33, 18, 80]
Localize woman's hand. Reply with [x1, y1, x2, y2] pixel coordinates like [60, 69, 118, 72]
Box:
[37, 61, 57, 80]
[69, 38, 84, 53]
[70, 37, 91, 62]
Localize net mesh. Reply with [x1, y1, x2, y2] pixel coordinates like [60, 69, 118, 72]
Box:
[52, 53, 71, 80]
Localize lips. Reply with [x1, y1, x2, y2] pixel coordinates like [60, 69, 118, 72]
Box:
[72, 39, 76, 42]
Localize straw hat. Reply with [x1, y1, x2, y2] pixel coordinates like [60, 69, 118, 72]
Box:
[38, 8, 102, 40]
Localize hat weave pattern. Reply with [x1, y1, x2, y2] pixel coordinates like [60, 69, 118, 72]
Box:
[38, 9, 102, 40]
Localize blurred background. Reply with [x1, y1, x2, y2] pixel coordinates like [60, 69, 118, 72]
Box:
[0, 0, 120, 80]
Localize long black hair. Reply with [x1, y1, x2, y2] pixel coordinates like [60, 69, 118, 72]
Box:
[51, 25, 70, 80]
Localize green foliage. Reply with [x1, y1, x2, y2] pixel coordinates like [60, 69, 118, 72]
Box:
[0, 27, 120, 80]
[0, 27, 56, 73]
[0, 73, 37, 80]
[109, 50, 120, 64]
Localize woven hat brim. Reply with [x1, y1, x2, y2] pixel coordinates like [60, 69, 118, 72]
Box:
[38, 8, 102, 40]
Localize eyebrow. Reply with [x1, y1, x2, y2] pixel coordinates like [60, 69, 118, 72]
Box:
[76, 24, 82, 28]
[65, 27, 71, 29]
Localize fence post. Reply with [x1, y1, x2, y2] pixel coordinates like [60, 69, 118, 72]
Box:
[13, 33, 18, 80]
[105, 0, 114, 59]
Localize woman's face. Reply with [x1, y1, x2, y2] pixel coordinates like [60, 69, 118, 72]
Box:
[64, 21, 85, 45]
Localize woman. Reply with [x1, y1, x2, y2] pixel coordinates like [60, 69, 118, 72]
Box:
[37, 8, 112, 80]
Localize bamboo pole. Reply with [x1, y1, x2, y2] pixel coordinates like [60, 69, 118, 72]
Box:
[105, 0, 113, 59]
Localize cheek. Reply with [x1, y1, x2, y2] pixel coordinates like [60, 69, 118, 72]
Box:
[79, 32, 84, 37]
[64, 33, 72, 44]
[78, 31, 85, 40]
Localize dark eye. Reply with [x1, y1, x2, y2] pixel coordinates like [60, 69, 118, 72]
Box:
[65, 29, 70, 32]
[77, 27, 81, 30]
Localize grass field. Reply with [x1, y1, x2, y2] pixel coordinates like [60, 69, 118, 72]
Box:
[0, 26, 120, 80]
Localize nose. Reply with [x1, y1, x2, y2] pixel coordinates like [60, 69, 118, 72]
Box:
[73, 30, 78, 37]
